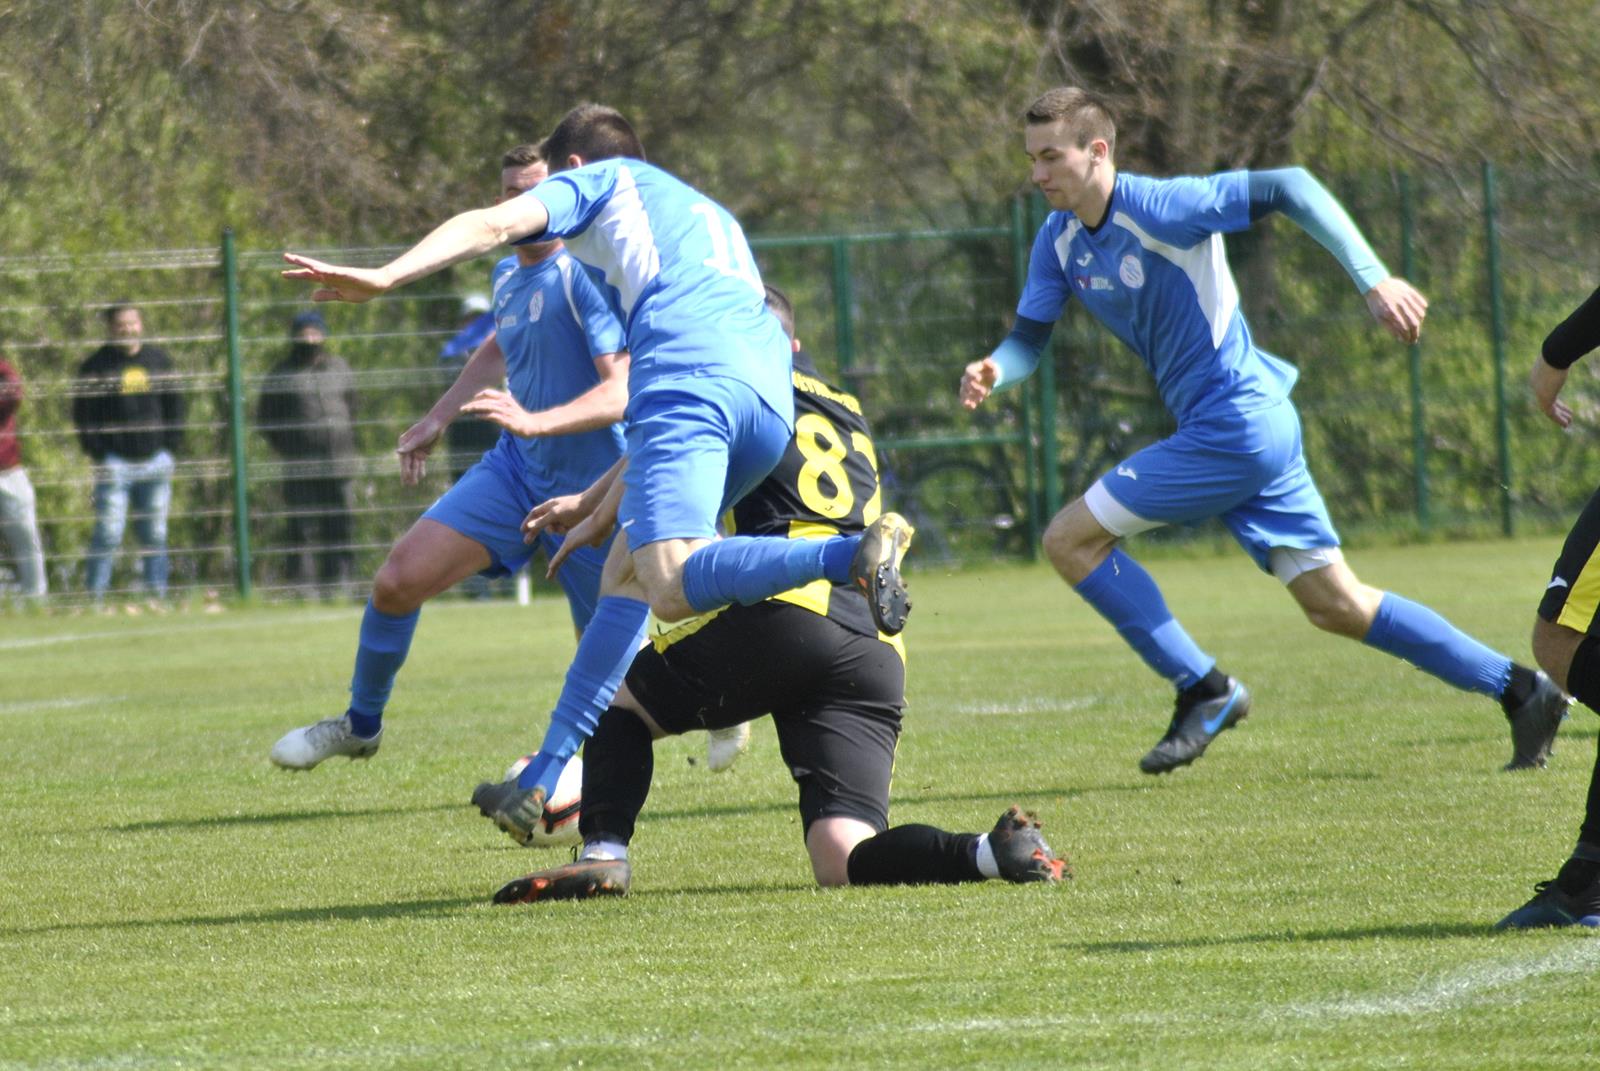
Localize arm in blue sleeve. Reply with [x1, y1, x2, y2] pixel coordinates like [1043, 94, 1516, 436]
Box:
[1248, 168, 1389, 293]
[990, 315, 1054, 392]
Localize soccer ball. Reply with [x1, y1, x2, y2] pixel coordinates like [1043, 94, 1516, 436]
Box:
[502, 754, 584, 848]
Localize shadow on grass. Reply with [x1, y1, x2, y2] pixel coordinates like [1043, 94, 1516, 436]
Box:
[1061, 920, 1491, 955]
[1, 894, 485, 937]
[107, 801, 465, 833]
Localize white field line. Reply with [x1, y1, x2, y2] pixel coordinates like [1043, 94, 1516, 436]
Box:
[900, 940, 1600, 1037]
[0, 609, 362, 651]
[1276, 938, 1600, 1020]
[0, 696, 125, 715]
[953, 697, 1094, 716]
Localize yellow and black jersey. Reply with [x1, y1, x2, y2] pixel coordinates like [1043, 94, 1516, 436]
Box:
[651, 350, 900, 653]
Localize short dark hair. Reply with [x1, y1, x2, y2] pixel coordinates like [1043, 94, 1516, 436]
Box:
[1024, 87, 1117, 157]
[542, 104, 646, 170]
[501, 143, 545, 170]
[102, 301, 137, 324]
[763, 284, 796, 341]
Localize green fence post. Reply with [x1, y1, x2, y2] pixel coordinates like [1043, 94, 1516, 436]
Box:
[830, 237, 855, 377]
[221, 229, 252, 598]
[1482, 163, 1514, 537]
[1399, 174, 1430, 531]
[1011, 194, 1040, 557]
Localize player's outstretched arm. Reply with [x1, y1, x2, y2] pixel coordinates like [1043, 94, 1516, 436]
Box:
[1363, 277, 1429, 345]
[395, 334, 509, 484]
[535, 473, 625, 578]
[1530, 358, 1572, 429]
[960, 357, 1000, 410]
[1531, 283, 1600, 428]
[461, 352, 629, 438]
[283, 196, 552, 301]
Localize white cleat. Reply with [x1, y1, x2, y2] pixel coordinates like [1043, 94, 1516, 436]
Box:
[269, 715, 382, 770]
[706, 722, 751, 773]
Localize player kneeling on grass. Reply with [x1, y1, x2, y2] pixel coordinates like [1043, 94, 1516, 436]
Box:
[489, 288, 1066, 902]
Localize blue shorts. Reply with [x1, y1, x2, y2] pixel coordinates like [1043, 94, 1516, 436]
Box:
[1084, 401, 1340, 573]
[421, 437, 611, 630]
[618, 377, 792, 547]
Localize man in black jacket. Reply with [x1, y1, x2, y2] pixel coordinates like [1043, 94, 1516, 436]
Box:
[257, 310, 359, 595]
[72, 302, 185, 601]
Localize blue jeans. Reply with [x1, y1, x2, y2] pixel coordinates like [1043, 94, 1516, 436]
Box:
[84, 451, 174, 597]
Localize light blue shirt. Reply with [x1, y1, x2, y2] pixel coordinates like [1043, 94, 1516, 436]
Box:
[521, 159, 793, 426]
[1016, 171, 1299, 424]
[490, 252, 627, 490]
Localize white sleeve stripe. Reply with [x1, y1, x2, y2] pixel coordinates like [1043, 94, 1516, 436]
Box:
[1111, 212, 1238, 351]
[557, 257, 584, 327]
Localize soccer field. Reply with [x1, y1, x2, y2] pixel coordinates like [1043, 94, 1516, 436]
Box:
[4, 538, 1599, 1069]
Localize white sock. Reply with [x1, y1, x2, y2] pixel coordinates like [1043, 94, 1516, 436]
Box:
[581, 839, 629, 862]
[973, 834, 1000, 879]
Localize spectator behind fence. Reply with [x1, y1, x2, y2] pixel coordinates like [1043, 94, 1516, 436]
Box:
[72, 302, 185, 602]
[440, 293, 501, 483]
[0, 348, 47, 600]
[256, 310, 359, 597]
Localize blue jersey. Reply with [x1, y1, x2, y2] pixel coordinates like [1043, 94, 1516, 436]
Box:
[489, 252, 628, 492]
[1017, 171, 1298, 424]
[521, 159, 793, 426]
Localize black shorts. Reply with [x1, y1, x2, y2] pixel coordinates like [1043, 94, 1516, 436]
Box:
[1539, 484, 1600, 635]
[624, 600, 904, 833]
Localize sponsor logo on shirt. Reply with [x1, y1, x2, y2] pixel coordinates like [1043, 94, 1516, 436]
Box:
[1090, 277, 1115, 291]
[498, 315, 518, 329]
[1119, 254, 1145, 289]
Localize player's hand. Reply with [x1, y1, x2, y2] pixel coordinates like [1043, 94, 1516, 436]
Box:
[523, 493, 588, 542]
[1364, 277, 1428, 345]
[1530, 357, 1573, 429]
[281, 254, 392, 304]
[960, 357, 999, 410]
[396, 416, 444, 486]
[542, 508, 612, 579]
[459, 389, 543, 437]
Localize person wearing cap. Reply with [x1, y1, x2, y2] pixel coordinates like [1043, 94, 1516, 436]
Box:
[439, 292, 502, 485]
[256, 309, 359, 596]
[72, 301, 186, 602]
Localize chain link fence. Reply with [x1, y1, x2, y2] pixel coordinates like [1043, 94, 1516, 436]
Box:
[2, 172, 1597, 606]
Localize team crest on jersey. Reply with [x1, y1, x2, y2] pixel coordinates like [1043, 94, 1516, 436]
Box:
[527, 291, 545, 322]
[1119, 254, 1145, 289]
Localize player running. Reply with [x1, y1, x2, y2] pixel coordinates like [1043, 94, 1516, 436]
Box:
[494, 287, 1068, 899]
[1498, 283, 1600, 928]
[269, 144, 627, 769]
[283, 104, 913, 825]
[961, 87, 1567, 775]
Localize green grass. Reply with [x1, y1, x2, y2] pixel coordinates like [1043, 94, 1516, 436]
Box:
[4, 537, 1599, 1069]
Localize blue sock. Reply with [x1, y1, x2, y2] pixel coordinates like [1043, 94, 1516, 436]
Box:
[346, 601, 420, 738]
[1073, 549, 1214, 688]
[517, 596, 650, 793]
[680, 535, 857, 613]
[1362, 592, 1512, 697]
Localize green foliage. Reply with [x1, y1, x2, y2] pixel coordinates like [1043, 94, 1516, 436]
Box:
[5, 544, 1599, 1068]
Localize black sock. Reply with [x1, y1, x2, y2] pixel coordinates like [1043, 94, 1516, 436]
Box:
[1180, 667, 1230, 703]
[1499, 663, 1539, 717]
[577, 705, 654, 845]
[845, 825, 982, 885]
[1576, 729, 1600, 859]
[1565, 635, 1600, 713]
[1555, 852, 1600, 896]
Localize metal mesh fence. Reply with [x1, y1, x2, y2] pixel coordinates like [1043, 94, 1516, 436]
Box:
[2, 171, 1598, 606]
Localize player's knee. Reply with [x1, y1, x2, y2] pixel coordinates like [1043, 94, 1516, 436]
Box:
[644, 588, 695, 624]
[1301, 598, 1368, 637]
[808, 843, 852, 888]
[1531, 618, 1581, 688]
[370, 556, 421, 614]
[1041, 516, 1096, 582]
